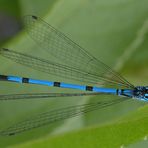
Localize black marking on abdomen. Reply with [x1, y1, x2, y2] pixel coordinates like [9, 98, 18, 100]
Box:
[116, 89, 119, 95]
[54, 82, 61, 87]
[86, 86, 93, 91]
[0, 75, 8, 81]
[22, 78, 29, 83]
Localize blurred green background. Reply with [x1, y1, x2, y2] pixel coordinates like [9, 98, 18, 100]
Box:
[0, 0, 148, 148]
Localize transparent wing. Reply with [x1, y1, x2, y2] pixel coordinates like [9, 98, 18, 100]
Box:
[23, 15, 133, 89]
[0, 92, 101, 101]
[0, 48, 132, 88]
[0, 15, 134, 88]
[0, 97, 129, 136]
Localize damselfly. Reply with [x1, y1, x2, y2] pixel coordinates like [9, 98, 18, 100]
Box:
[0, 15, 147, 136]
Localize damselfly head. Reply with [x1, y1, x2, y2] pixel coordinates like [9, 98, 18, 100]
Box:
[134, 86, 148, 101]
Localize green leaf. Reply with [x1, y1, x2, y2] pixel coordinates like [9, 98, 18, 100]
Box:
[0, 0, 148, 147]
